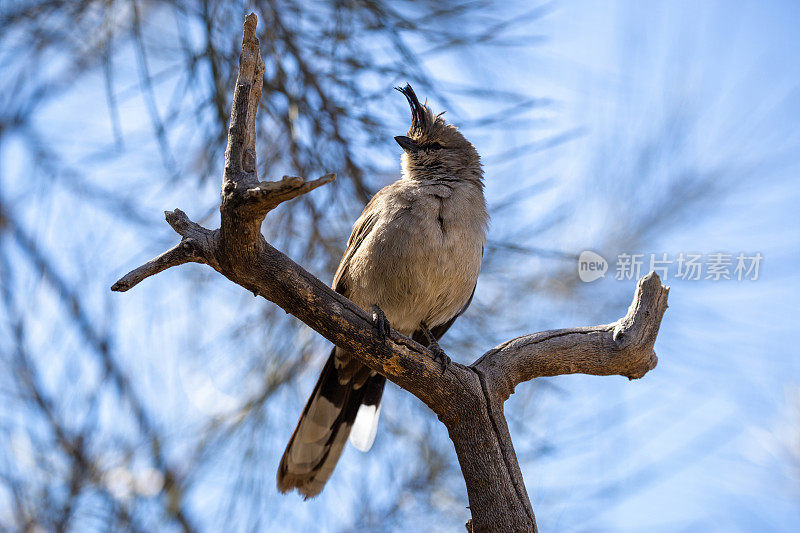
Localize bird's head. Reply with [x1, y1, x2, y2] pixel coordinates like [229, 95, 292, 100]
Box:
[394, 84, 482, 185]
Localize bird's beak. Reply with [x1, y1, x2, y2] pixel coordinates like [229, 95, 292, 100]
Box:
[394, 135, 419, 153]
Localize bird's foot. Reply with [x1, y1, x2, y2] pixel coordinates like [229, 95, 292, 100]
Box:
[421, 322, 450, 374]
[429, 341, 451, 375]
[371, 304, 391, 344]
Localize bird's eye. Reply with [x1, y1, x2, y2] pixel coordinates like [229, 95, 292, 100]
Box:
[427, 142, 444, 150]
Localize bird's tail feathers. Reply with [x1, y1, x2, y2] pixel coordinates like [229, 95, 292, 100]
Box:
[349, 376, 385, 451]
[277, 348, 385, 498]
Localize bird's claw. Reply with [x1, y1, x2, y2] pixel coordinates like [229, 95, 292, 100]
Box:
[429, 341, 450, 375]
[371, 304, 391, 344]
[421, 321, 450, 374]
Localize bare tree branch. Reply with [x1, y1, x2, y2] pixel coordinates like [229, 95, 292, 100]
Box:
[473, 272, 668, 402]
[112, 14, 669, 533]
[110, 209, 216, 292]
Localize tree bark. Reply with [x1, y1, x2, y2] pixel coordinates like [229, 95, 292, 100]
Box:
[112, 14, 669, 532]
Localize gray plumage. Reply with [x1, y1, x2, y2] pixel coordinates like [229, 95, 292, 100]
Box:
[277, 85, 488, 499]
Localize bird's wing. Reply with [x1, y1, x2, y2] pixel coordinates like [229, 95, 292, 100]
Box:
[332, 193, 382, 295]
[328, 192, 383, 387]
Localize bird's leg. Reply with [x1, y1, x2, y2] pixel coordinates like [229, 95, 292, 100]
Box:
[420, 322, 450, 374]
[371, 304, 391, 344]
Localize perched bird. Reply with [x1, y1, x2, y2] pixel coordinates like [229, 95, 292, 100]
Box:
[277, 84, 488, 498]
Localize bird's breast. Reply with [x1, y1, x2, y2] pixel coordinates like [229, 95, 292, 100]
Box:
[345, 184, 487, 335]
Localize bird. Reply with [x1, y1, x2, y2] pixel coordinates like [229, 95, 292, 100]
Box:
[277, 84, 488, 499]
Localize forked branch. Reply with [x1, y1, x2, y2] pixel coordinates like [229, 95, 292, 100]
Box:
[474, 272, 668, 402]
[112, 13, 669, 533]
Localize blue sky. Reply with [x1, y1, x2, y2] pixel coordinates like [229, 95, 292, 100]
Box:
[503, 1, 800, 530]
[2, 0, 799, 531]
